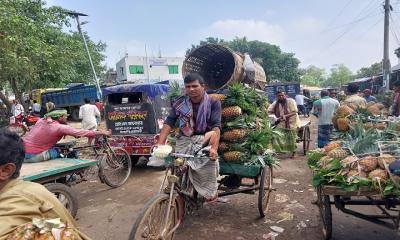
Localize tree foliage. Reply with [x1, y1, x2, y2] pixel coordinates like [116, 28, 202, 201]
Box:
[323, 64, 353, 88]
[355, 62, 382, 79]
[0, 0, 106, 110]
[300, 65, 326, 87]
[187, 37, 301, 83]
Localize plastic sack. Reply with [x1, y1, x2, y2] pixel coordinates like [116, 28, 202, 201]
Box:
[147, 156, 165, 167]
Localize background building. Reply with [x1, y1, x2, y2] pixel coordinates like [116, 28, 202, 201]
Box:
[116, 55, 184, 83]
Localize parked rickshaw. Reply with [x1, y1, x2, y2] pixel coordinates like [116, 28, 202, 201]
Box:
[102, 83, 171, 162]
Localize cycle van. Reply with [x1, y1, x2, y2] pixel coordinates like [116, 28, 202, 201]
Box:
[102, 83, 171, 164]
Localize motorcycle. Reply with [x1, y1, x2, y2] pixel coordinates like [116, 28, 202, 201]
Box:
[8, 112, 40, 136]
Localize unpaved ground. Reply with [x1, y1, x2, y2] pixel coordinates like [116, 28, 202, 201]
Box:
[68, 117, 399, 240]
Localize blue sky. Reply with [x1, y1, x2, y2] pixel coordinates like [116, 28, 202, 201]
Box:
[48, 0, 400, 73]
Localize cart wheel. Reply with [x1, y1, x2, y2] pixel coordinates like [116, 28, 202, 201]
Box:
[44, 183, 78, 218]
[303, 126, 311, 155]
[258, 165, 273, 217]
[99, 147, 132, 188]
[317, 190, 332, 240]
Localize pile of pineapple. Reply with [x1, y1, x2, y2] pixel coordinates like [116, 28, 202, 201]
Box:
[209, 84, 273, 163]
[308, 124, 400, 196]
[332, 102, 388, 132]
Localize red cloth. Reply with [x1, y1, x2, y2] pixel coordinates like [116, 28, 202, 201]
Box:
[95, 102, 104, 112]
[23, 118, 96, 154]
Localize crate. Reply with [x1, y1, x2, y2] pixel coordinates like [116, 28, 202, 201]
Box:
[219, 161, 262, 178]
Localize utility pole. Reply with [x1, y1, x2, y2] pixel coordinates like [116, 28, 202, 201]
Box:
[65, 11, 102, 99]
[383, 0, 391, 91]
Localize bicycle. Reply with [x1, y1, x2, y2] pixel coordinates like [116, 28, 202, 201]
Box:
[129, 147, 274, 240]
[56, 135, 132, 188]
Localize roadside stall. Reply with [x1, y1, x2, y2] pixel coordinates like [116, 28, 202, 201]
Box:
[102, 83, 170, 161]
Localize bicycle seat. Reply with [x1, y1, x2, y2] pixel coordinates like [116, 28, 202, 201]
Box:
[54, 141, 77, 149]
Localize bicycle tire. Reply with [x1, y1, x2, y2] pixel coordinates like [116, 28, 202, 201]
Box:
[129, 194, 182, 240]
[258, 165, 273, 217]
[44, 183, 78, 218]
[99, 147, 132, 188]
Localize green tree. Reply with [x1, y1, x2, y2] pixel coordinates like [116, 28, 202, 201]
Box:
[188, 37, 301, 83]
[300, 65, 326, 87]
[323, 64, 353, 88]
[0, 0, 106, 112]
[355, 62, 382, 78]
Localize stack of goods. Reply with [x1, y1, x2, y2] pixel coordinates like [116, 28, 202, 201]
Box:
[308, 123, 400, 196]
[332, 102, 389, 133]
[209, 84, 280, 166]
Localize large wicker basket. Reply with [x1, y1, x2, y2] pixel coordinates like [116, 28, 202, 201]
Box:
[183, 44, 266, 90]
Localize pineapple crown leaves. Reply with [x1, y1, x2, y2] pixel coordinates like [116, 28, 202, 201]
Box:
[168, 81, 181, 102]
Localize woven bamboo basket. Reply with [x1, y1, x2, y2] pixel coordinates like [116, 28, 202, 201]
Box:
[182, 44, 266, 90]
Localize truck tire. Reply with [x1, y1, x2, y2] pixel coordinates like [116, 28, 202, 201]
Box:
[70, 107, 80, 121]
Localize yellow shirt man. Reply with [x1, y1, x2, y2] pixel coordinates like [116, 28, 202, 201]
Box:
[0, 179, 90, 240]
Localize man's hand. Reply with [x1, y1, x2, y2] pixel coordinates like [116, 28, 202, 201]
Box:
[209, 148, 218, 161]
[100, 130, 112, 137]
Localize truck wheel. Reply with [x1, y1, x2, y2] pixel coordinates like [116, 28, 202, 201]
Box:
[70, 108, 80, 121]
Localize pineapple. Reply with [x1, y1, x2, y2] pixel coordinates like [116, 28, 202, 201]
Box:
[346, 103, 358, 111]
[341, 156, 359, 168]
[222, 106, 242, 118]
[346, 169, 367, 178]
[359, 156, 378, 172]
[337, 118, 350, 132]
[367, 105, 381, 115]
[209, 93, 225, 102]
[223, 129, 247, 142]
[323, 141, 341, 153]
[373, 103, 385, 110]
[373, 123, 386, 130]
[319, 156, 334, 168]
[368, 169, 388, 181]
[378, 154, 396, 169]
[327, 148, 348, 160]
[223, 151, 243, 162]
[336, 105, 355, 117]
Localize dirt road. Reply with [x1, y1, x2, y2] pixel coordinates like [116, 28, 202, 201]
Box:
[72, 117, 399, 240]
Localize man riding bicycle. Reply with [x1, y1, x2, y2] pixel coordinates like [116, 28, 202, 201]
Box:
[157, 73, 221, 201]
[23, 109, 110, 163]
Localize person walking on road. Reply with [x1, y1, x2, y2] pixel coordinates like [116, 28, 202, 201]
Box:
[32, 100, 41, 115]
[94, 99, 104, 124]
[79, 98, 101, 144]
[312, 90, 340, 148]
[11, 100, 24, 117]
[295, 91, 309, 117]
[268, 91, 300, 158]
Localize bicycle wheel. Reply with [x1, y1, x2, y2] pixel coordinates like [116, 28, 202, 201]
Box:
[303, 126, 311, 155]
[258, 165, 273, 217]
[99, 147, 132, 188]
[45, 183, 78, 218]
[129, 194, 182, 240]
[317, 188, 332, 240]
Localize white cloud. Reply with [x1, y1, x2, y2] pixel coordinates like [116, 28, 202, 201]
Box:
[290, 16, 325, 35]
[203, 19, 285, 45]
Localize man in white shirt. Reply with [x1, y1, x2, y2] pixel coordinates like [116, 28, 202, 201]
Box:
[295, 92, 309, 117]
[79, 98, 100, 144]
[32, 100, 41, 115]
[12, 100, 24, 117]
[312, 90, 340, 148]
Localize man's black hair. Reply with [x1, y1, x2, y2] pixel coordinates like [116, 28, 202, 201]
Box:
[95, 99, 100, 102]
[347, 83, 359, 94]
[184, 73, 205, 85]
[84, 98, 91, 104]
[0, 128, 25, 179]
[276, 90, 285, 95]
[33, 100, 37, 103]
[321, 90, 329, 97]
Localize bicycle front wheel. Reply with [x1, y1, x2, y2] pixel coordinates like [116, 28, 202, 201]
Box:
[129, 194, 182, 240]
[99, 147, 132, 188]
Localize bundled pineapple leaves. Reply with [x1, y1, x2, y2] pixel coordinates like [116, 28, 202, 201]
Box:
[217, 84, 280, 167]
[307, 123, 400, 196]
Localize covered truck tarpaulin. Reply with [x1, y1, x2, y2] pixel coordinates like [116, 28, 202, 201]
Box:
[102, 83, 169, 98]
